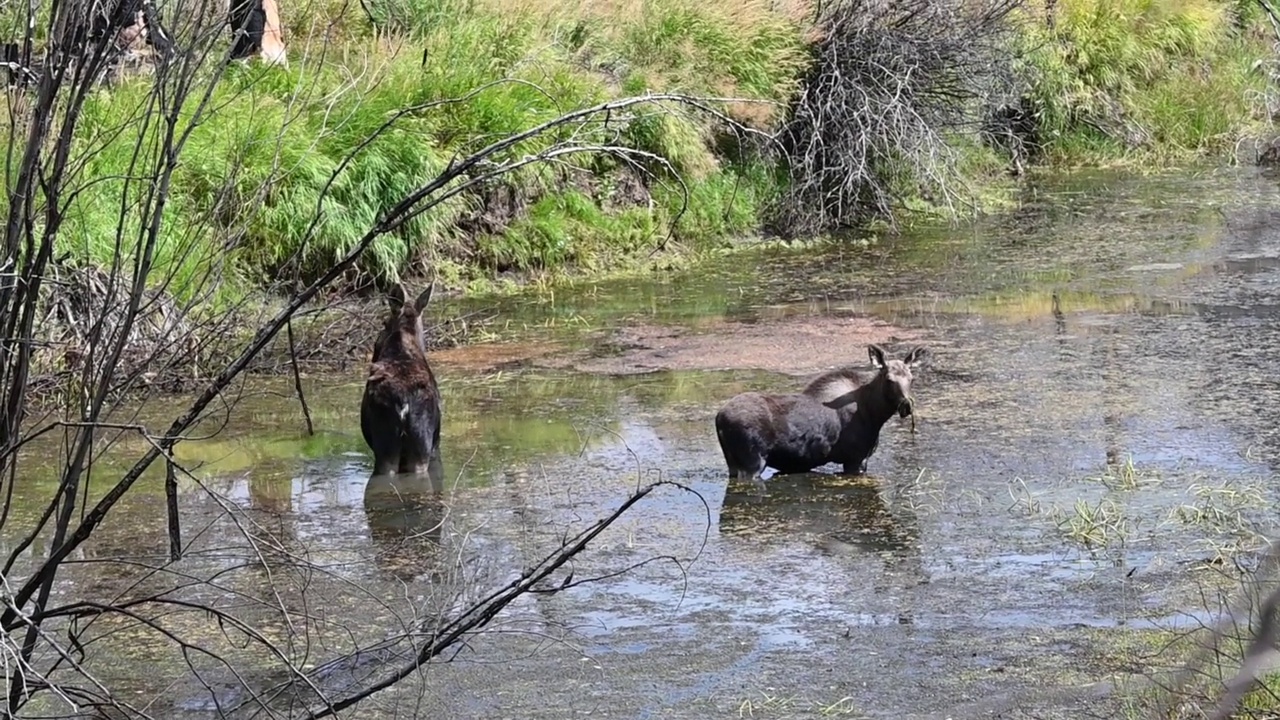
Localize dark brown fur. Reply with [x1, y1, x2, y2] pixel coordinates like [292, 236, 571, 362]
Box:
[714, 344, 926, 491]
[360, 283, 444, 493]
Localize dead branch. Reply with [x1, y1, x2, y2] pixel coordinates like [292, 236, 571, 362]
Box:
[293, 479, 708, 719]
[770, 0, 1022, 237]
[165, 456, 181, 561]
[285, 316, 314, 436]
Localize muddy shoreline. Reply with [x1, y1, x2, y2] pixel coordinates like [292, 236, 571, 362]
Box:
[426, 310, 927, 381]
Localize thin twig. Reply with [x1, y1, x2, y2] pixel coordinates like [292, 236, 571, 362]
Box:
[165, 457, 181, 562]
[286, 317, 314, 436]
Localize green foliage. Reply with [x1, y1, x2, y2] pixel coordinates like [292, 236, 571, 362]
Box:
[623, 107, 718, 179]
[66, 80, 230, 303]
[475, 190, 658, 271]
[1018, 0, 1269, 163]
[53, 0, 1276, 301]
[656, 157, 782, 240]
[55, 0, 807, 296]
[604, 0, 807, 100]
[473, 153, 779, 273]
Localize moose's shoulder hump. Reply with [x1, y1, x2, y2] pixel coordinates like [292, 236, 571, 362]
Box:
[803, 367, 869, 404]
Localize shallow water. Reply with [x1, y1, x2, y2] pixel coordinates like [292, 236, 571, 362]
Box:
[14, 167, 1280, 718]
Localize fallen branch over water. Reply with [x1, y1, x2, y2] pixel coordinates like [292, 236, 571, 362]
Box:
[285, 479, 709, 718]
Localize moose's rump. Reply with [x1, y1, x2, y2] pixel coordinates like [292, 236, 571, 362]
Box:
[715, 391, 842, 472]
[360, 365, 442, 444]
[362, 363, 440, 407]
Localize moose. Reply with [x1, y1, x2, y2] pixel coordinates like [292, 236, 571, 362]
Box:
[714, 344, 927, 493]
[360, 282, 445, 493]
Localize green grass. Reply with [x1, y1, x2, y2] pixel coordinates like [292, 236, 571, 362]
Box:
[48, 0, 806, 300]
[1017, 0, 1273, 165]
[29, 0, 1280, 306]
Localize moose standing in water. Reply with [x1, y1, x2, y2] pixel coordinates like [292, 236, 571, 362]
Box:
[360, 282, 445, 492]
[714, 344, 927, 493]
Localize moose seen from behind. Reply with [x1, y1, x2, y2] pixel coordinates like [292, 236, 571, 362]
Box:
[360, 282, 445, 493]
[714, 344, 927, 494]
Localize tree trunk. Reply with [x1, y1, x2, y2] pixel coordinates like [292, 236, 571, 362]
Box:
[229, 0, 287, 66]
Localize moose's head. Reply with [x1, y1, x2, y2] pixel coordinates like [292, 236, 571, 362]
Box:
[372, 282, 434, 361]
[868, 344, 927, 418]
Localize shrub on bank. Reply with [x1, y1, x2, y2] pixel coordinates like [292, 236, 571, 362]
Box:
[63, 0, 808, 296]
[767, 0, 1024, 238]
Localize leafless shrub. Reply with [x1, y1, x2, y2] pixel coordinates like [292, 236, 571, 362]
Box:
[1122, 540, 1280, 720]
[769, 0, 1023, 238]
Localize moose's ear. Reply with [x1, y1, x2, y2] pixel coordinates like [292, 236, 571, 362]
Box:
[414, 281, 434, 313]
[868, 344, 887, 369]
[386, 283, 407, 314]
[903, 346, 927, 368]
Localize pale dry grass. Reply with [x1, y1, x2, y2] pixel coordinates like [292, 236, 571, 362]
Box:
[473, 0, 815, 29]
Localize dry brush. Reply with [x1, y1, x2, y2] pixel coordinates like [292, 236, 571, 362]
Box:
[769, 0, 1024, 237]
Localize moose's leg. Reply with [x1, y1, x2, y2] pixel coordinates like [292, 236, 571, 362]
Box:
[839, 434, 877, 476]
[366, 421, 402, 478]
[719, 441, 741, 480]
[362, 382, 403, 477]
[735, 463, 767, 498]
[400, 404, 443, 491]
[373, 450, 400, 478]
[716, 419, 768, 490]
[426, 449, 445, 496]
[396, 438, 417, 476]
[409, 418, 444, 492]
[717, 436, 740, 480]
[842, 459, 868, 476]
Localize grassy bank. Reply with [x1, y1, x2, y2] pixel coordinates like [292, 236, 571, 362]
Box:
[1014, 0, 1274, 165]
[59, 0, 809, 299]
[35, 0, 1280, 306]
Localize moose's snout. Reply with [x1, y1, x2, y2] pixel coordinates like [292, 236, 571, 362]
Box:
[897, 397, 914, 418]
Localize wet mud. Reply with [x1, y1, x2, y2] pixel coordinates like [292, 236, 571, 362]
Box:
[537, 313, 924, 377]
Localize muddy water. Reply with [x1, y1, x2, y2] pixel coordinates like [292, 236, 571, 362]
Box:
[14, 167, 1280, 718]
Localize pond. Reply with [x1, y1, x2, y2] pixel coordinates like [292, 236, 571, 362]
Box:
[10, 166, 1280, 718]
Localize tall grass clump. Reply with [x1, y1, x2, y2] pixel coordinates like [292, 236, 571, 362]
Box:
[1016, 0, 1272, 163]
[58, 0, 808, 294]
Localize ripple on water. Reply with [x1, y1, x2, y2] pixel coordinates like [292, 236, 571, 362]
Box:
[22, 167, 1280, 718]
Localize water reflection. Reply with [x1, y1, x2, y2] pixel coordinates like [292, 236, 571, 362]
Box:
[719, 473, 918, 559]
[362, 472, 447, 582]
[248, 471, 293, 515]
